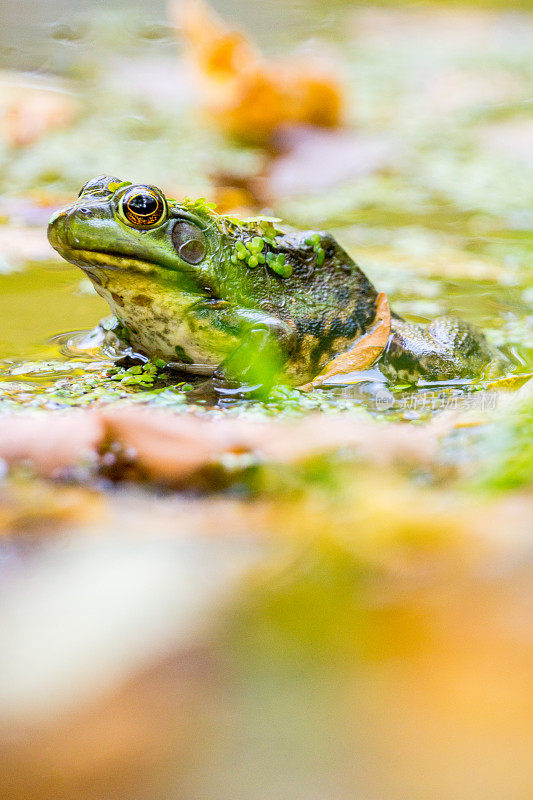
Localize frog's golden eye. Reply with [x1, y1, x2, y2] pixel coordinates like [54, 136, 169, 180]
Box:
[119, 186, 167, 228]
[171, 219, 207, 264]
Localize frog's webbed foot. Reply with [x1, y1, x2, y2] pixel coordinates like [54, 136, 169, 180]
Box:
[379, 316, 508, 383]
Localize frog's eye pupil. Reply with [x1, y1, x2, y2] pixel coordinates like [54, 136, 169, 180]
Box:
[171, 220, 206, 264]
[128, 193, 158, 216]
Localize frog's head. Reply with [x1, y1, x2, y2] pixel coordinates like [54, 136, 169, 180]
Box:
[47, 175, 222, 296]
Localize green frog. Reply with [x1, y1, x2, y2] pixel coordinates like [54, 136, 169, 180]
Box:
[48, 175, 506, 389]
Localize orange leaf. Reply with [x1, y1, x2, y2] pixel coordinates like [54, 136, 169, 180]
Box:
[171, 0, 344, 145]
[299, 291, 391, 391]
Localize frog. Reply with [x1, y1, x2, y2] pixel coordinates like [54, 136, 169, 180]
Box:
[48, 175, 506, 389]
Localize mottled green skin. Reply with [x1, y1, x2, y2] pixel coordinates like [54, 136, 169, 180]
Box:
[48, 176, 505, 386]
[381, 317, 504, 383]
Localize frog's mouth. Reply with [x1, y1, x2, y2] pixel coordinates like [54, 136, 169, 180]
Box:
[61, 247, 158, 276]
[48, 211, 158, 276]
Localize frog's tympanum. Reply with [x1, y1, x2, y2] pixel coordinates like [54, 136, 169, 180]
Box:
[48, 176, 505, 388]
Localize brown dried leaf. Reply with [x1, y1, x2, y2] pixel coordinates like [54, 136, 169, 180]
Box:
[172, 0, 344, 145]
[100, 408, 263, 485]
[0, 412, 102, 478]
[299, 291, 391, 391]
[100, 404, 444, 487]
[0, 402, 445, 490]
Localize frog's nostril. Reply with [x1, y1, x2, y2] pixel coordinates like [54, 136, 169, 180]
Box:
[76, 207, 92, 217]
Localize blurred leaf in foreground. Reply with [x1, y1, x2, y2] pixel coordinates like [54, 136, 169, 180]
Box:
[477, 380, 533, 492]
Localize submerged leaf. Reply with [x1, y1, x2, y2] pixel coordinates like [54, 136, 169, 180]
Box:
[299, 292, 391, 391]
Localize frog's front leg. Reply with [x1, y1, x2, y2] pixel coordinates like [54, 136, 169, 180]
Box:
[379, 316, 507, 383]
[183, 299, 296, 388]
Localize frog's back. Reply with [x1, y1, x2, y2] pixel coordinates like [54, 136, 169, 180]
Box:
[217, 229, 378, 380]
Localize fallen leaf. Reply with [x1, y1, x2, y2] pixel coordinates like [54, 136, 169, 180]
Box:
[0, 404, 447, 488]
[100, 403, 446, 486]
[0, 412, 103, 478]
[0, 72, 77, 147]
[172, 0, 344, 145]
[299, 291, 391, 391]
[100, 408, 260, 485]
[0, 480, 102, 536]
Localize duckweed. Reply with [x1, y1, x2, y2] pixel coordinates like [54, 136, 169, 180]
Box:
[305, 234, 325, 266]
[266, 251, 292, 278]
